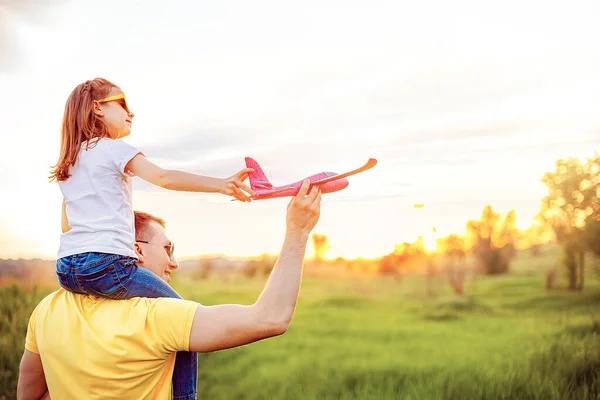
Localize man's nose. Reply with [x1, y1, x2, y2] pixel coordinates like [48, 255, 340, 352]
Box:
[169, 257, 179, 270]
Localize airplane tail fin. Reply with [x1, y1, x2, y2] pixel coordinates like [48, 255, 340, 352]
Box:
[245, 157, 273, 190]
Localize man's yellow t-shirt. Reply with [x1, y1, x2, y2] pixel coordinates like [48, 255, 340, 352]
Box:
[25, 288, 198, 400]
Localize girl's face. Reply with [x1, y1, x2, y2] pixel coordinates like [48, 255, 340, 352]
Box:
[94, 87, 134, 139]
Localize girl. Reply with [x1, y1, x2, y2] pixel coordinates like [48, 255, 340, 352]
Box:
[49, 77, 255, 400]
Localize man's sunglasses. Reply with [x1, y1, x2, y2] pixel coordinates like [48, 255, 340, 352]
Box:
[96, 93, 132, 114]
[136, 240, 175, 259]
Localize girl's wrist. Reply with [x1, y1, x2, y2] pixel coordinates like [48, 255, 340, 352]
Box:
[216, 178, 227, 194]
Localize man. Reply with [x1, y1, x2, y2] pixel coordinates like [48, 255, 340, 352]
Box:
[17, 180, 321, 400]
[132, 210, 181, 287]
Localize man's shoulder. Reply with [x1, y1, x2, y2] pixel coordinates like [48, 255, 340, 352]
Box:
[49, 290, 196, 309]
[36, 289, 63, 308]
[31, 290, 197, 331]
[31, 291, 199, 355]
[34, 289, 198, 312]
[28, 289, 63, 325]
[132, 297, 199, 329]
[135, 296, 199, 312]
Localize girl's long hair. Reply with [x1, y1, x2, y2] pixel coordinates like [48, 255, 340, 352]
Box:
[49, 78, 118, 182]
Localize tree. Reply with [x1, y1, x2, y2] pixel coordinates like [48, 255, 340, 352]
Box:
[190, 259, 214, 280]
[436, 234, 466, 263]
[435, 234, 468, 295]
[242, 253, 276, 278]
[584, 199, 600, 279]
[378, 253, 399, 276]
[466, 205, 517, 275]
[515, 222, 553, 254]
[311, 233, 331, 262]
[394, 239, 425, 261]
[583, 198, 600, 256]
[538, 153, 599, 290]
[377, 238, 427, 277]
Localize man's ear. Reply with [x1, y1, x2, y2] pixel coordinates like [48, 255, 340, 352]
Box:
[92, 100, 104, 117]
[134, 243, 145, 265]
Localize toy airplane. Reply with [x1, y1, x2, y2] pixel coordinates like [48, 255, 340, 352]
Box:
[244, 157, 377, 200]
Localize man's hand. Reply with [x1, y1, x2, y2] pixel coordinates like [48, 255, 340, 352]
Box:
[220, 168, 256, 202]
[286, 179, 321, 236]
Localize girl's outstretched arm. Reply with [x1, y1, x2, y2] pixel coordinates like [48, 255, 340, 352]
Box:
[126, 154, 255, 202]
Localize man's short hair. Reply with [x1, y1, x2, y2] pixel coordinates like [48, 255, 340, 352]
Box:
[134, 211, 166, 241]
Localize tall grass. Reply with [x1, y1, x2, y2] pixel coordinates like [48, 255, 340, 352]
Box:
[0, 285, 47, 400]
[185, 274, 600, 400]
[1, 256, 599, 399]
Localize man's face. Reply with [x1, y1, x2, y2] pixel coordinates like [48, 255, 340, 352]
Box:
[135, 221, 178, 284]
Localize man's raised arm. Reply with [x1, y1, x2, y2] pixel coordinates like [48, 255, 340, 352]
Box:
[188, 179, 321, 352]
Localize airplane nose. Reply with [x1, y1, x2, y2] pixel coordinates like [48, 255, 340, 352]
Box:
[319, 176, 349, 193]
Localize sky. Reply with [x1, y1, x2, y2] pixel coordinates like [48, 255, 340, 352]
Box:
[0, 0, 598, 260]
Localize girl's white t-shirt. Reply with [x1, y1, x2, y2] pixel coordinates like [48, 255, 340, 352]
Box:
[57, 138, 142, 260]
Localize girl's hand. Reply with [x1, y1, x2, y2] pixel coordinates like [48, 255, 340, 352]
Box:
[221, 168, 256, 202]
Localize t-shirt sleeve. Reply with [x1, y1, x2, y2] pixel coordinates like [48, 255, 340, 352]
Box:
[107, 139, 143, 177]
[24, 302, 41, 354]
[146, 298, 199, 354]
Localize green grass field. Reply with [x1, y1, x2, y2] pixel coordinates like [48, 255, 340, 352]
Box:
[1, 250, 599, 399]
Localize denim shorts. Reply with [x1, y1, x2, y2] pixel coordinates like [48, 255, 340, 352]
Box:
[56, 252, 180, 300]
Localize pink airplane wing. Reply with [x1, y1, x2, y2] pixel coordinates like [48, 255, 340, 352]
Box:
[310, 158, 377, 186]
[260, 186, 293, 195]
